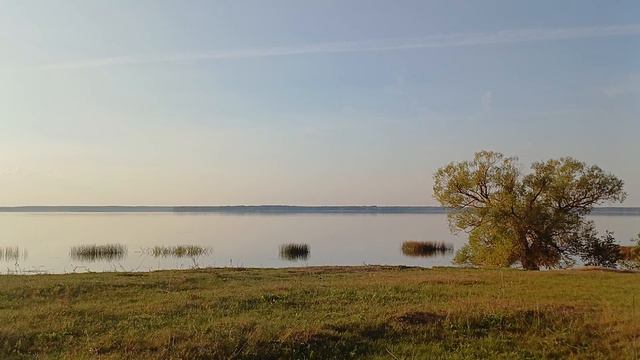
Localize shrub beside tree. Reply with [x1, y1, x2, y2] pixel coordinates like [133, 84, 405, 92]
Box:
[434, 151, 626, 270]
[574, 231, 622, 268]
[620, 233, 640, 269]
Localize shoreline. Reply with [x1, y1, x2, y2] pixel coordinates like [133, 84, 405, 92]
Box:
[0, 205, 639, 215]
[4, 264, 638, 277]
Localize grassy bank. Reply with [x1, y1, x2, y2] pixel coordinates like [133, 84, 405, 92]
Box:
[0, 267, 638, 359]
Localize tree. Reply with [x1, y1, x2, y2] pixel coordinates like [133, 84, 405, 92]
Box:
[433, 151, 626, 270]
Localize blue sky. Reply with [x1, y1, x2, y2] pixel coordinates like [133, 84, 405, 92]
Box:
[1, 0, 639, 205]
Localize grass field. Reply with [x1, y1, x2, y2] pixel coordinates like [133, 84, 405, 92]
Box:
[0, 266, 638, 359]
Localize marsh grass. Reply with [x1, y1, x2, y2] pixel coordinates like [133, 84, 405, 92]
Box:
[0, 247, 26, 262]
[69, 244, 127, 262]
[0, 246, 27, 262]
[279, 243, 310, 261]
[620, 245, 639, 261]
[620, 245, 640, 269]
[402, 241, 453, 257]
[149, 245, 211, 258]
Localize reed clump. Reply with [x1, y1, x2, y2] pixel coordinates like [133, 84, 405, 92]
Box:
[0, 247, 26, 262]
[619, 245, 639, 261]
[619, 244, 640, 269]
[150, 245, 211, 258]
[70, 244, 127, 262]
[279, 243, 310, 261]
[401, 241, 453, 257]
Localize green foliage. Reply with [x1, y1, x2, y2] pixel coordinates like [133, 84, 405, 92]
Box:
[575, 230, 622, 268]
[453, 226, 517, 267]
[434, 151, 626, 270]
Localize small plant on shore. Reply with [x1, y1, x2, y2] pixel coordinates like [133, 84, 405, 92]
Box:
[70, 244, 127, 262]
[149, 245, 211, 258]
[279, 243, 309, 261]
[401, 241, 453, 257]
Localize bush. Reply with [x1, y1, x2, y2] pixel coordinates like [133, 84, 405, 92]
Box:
[619, 233, 640, 270]
[576, 231, 621, 268]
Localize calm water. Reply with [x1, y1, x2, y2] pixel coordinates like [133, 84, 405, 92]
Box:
[0, 213, 637, 274]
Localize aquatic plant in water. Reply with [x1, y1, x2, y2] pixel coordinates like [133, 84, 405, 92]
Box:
[70, 244, 127, 262]
[401, 241, 453, 257]
[149, 245, 211, 258]
[279, 243, 310, 261]
[0, 247, 27, 262]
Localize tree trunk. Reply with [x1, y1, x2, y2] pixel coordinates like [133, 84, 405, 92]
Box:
[518, 230, 540, 270]
[521, 257, 540, 271]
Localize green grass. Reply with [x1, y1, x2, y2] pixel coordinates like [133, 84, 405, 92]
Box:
[0, 266, 638, 359]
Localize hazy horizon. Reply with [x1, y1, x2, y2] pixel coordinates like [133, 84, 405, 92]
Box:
[2, 1, 639, 206]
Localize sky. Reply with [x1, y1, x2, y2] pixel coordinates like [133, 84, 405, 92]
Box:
[1, 0, 639, 206]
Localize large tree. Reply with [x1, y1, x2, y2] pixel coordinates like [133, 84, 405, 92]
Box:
[433, 151, 626, 270]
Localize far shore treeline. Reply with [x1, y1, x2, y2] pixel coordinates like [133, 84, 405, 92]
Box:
[0, 205, 638, 215]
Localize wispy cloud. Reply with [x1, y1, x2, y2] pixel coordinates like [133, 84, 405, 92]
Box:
[602, 73, 640, 98]
[40, 24, 640, 70]
[481, 91, 494, 111]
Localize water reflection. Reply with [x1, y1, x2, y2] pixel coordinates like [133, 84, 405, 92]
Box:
[0, 247, 27, 262]
[147, 245, 211, 258]
[69, 244, 127, 262]
[279, 243, 310, 261]
[401, 241, 453, 257]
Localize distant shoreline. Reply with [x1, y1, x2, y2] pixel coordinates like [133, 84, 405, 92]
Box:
[0, 205, 638, 215]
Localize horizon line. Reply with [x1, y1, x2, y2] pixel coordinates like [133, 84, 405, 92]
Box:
[0, 205, 638, 215]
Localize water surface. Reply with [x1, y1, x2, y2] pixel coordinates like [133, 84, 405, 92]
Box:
[0, 213, 637, 274]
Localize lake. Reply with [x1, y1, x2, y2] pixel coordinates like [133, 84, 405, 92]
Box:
[0, 213, 637, 274]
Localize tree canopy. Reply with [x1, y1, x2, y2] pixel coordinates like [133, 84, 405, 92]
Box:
[433, 151, 626, 270]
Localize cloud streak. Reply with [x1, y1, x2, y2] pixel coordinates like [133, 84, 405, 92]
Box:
[41, 24, 640, 69]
